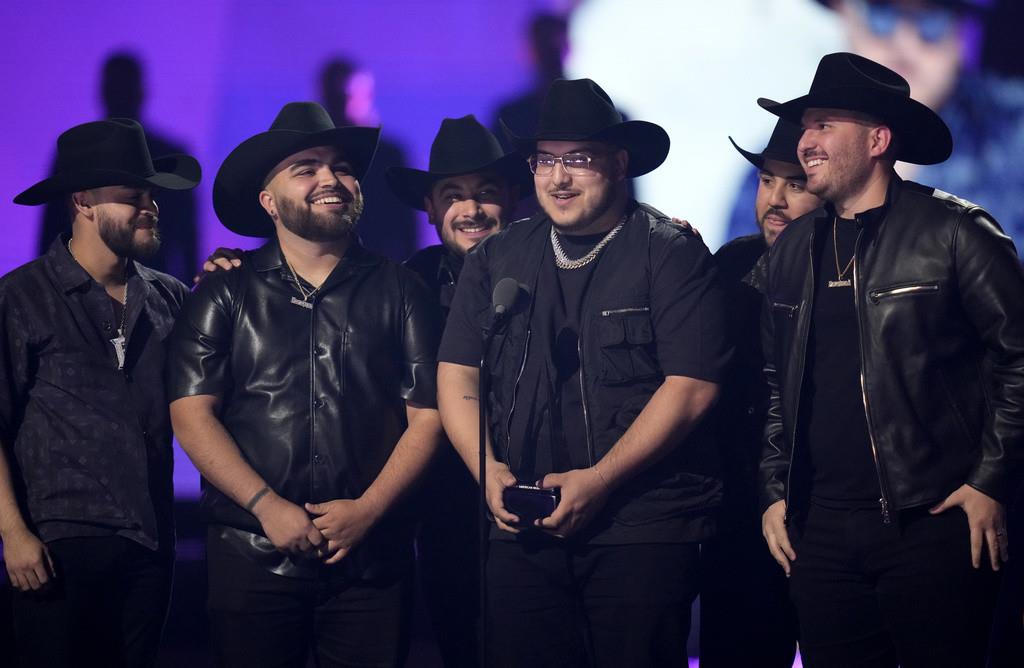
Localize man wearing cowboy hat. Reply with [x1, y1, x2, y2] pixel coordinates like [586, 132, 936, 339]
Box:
[758, 52, 1024, 666]
[0, 118, 200, 667]
[437, 79, 729, 667]
[387, 114, 532, 668]
[700, 117, 819, 668]
[166, 102, 443, 667]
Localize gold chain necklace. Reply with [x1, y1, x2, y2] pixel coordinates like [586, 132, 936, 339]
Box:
[829, 218, 855, 289]
[284, 256, 320, 307]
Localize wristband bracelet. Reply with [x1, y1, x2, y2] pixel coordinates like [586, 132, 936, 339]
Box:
[245, 485, 271, 513]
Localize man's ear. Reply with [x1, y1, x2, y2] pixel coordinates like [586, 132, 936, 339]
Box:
[614, 149, 629, 181]
[258, 189, 277, 220]
[868, 125, 894, 159]
[70, 191, 93, 219]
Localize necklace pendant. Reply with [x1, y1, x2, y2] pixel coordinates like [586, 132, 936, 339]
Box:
[290, 296, 313, 309]
[828, 279, 852, 288]
[110, 329, 127, 370]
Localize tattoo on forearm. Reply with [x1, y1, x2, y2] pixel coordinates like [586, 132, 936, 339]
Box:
[462, 395, 479, 402]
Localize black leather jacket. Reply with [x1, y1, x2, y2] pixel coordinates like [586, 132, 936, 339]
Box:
[760, 178, 1024, 522]
[167, 240, 440, 577]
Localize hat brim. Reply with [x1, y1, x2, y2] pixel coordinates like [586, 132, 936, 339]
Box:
[503, 119, 670, 177]
[385, 153, 534, 211]
[213, 126, 380, 237]
[14, 153, 201, 206]
[757, 89, 951, 165]
[729, 136, 803, 170]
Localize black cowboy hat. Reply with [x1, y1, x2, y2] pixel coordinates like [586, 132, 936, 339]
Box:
[730, 115, 805, 170]
[758, 52, 952, 165]
[14, 119, 200, 206]
[385, 115, 533, 211]
[213, 101, 380, 237]
[501, 78, 670, 177]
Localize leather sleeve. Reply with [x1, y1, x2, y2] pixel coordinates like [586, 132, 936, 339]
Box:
[758, 252, 789, 514]
[398, 270, 442, 409]
[165, 272, 236, 402]
[955, 210, 1024, 502]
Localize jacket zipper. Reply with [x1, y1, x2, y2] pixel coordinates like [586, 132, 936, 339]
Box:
[868, 283, 939, 303]
[852, 232, 894, 524]
[771, 302, 800, 318]
[578, 336, 595, 466]
[783, 231, 814, 522]
[504, 328, 531, 466]
[600, 306, 650, 317]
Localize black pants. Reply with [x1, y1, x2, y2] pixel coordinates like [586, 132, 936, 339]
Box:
[486, 538, 699, 668]
[11, 535, 173, 668]
[699, 520, 798, 667]
[416, 446, 481, 668]
[789, 503, 1000, 668]
[206, 532, 413, 668]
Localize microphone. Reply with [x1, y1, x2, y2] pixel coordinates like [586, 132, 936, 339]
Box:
[491, 277, 525, 320]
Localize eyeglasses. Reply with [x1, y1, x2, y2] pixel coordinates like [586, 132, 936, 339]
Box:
[528, 152, 601, 176]
[853, 0, 959, 44]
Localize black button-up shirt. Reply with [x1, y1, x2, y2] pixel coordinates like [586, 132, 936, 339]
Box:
[166, 240, 440, 578]
[0, 235, 186, 551]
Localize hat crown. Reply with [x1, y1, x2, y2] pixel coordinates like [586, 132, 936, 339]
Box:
[268, 102, 337, 133]
[535, 78, 624, 137]
[428, 115, 506, 173]
[55, 118, 155, 178]
[810, 52, 910, 99]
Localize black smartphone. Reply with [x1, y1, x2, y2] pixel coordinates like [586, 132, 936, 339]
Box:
[503, 484, 560, 526]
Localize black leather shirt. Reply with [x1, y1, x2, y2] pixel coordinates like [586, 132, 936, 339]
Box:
[166, 240, 440, 578]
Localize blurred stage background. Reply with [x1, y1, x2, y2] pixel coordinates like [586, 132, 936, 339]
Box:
[0, 1, 1021, 664]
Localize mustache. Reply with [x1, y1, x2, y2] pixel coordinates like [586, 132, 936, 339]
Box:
[761, 208, 790, 224]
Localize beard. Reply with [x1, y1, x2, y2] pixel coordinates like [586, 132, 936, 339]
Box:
[97, 211, 161, 259]
[277, 191, 364, 242]
[541, 182, 619, 234]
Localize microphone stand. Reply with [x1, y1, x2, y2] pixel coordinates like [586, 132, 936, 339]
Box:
[478, 317, 502, 668]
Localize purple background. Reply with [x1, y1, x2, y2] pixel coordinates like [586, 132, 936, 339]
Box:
[0, 0, 562, 273]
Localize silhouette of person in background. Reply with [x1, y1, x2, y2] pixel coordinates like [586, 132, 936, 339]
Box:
[491, 13, 569, 153]
[724, 0, 1024, 257]
[37, 52, 199, 282]
[319, 58, 418, 261]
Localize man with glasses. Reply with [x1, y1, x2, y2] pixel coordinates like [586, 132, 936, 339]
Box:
[437, 79, 729, 667]
[730, 0, 1023, 255]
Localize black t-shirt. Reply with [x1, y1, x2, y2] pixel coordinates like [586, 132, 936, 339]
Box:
[802, 216, 881, 507]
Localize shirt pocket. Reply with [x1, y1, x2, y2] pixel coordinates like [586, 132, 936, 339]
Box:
[596, 307, 659, 385]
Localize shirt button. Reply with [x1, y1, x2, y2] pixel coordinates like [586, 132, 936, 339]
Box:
[747, 406, 756, 415]
[313, 398, 325, 408]
[313, 453, 323, 464]
[103, 321, 112, 331]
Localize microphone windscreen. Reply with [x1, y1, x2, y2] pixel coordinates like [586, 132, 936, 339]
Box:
[492, 277, 521, 315]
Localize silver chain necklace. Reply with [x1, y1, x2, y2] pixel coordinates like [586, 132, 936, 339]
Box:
[550, 215, 627, 270]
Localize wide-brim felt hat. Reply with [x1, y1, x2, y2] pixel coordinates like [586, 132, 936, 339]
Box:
[14, 118, 200, 205]
[213, 101, 380, 237]
[385, 115, 533, 211]
[501, 78, 670, 177]
[758, 52, 951, 165]
[730, 115, 805, 170]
